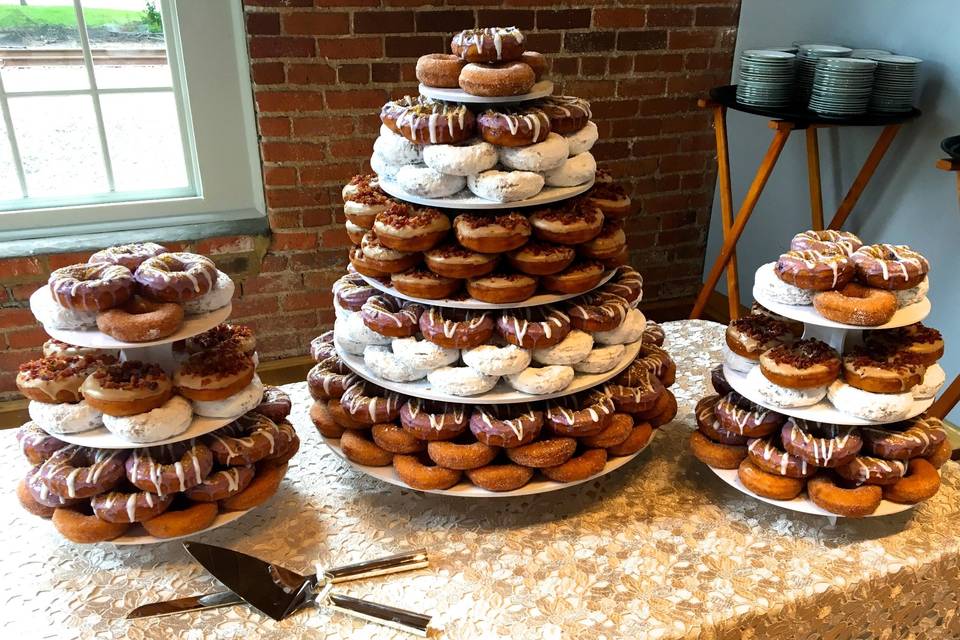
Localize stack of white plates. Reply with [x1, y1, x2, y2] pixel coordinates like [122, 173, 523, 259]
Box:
[851, 48, 891, 59]
[735, 49, 796, 108]
[796, 43, 853, 101]
[809, 57, 877, 116]
[867, 54, 922, 113]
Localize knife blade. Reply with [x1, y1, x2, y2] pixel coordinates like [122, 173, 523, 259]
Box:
[126, 591, 244, 619]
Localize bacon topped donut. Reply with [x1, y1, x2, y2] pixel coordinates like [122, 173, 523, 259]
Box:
[775, 249, 854, 291]
[496, 306, 571, 349]
[759, 338, 840, 389]
[841, 344, 925, 393]
[181, 323, 256, 356]
[135, 252, 218, 302]
[81, 360, 173, 416]
[852, 244, 930, 290]
[864, 322, 944, 366]
[585, 182, 631, 219]
[17, 354, 113, 404]
[173, 347, 255, 401]
[725, 314, 796, 362]
[342, 174, 380, 202]
[419, 307, 493, 349]
[477, 107, 550, 147]
[373, 203, 450, 252]
[88, 242, 168, 270]
[49, 263, 134, 311]
[789, 230, 862, 256]
[450, 27, 525, 63]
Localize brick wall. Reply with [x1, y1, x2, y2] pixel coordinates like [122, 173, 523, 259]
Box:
[0, 0, 741, 400]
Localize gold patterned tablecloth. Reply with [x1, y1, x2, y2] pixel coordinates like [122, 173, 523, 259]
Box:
[2, 320, 960, 639]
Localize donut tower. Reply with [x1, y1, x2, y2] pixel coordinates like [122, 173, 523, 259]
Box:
[311, 27, 679, 495]
[691, 230, 948, 520]
[13, 243, 299, 544]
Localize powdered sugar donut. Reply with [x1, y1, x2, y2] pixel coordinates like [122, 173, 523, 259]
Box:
[747, 366, 825, 408]
[374, 127, 423, 165]
[724, 346, 756, 373]
[593, 308, 646, 345]
[507, 365, 575, 395]
[370, 151, 403, 180]
[755, 262, 813, 305]
[395, 164, 466, 198]
[462, 343, 531, 376]
[543, 151, 596, 188]
[342, 313, 391, 346]
[183, 270, 235, 315]
[191, 375, 264, 419]
[28, 400, 103, 434]
[333, 319, 367, 356]
[391, 336, 459, 370]
[103, 395, 193, 442]
[565, 121, 598, 156]
[467, 169, 544, 203]
[895, 276, 929, 308]
[827, 379, 913, 421]
[364, 345, 428, 382]
[532, 329, 593, 365]
[913, 363, 945, 399]
[422, 139, 497, 176]
[572, 344, 625, 373]
[427, 366, 498, 396]
[499, 132, 569, 172]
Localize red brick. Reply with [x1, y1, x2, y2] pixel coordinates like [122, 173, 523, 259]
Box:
[248, 36, 314, 59]
[286, 62, 336, 85]
[562, 80, 616, 99]
[261, 142, 325, 162]
[329, 138, 372, 158]
[646, 8, 694, 27]
[256, 91, 326, 113]
[258, 116, 290, 137]
[259, 255, 288, 273]
[325, 89, 387, 110]
[270, 231, 317, 251]
[537, 9, 591, 29]
[265, 187, 331, 208]
[639, 96, 695, 115]
[299, 162, 364, 184]
[476, 9, 535, 30]
[668, 29, 717, 50]
[355, 10, 414, 33]
[301, 208, 333, 228]
[268, 210, 301, 229]
[696, 5, 741, 26]
[660, 153, 708, 174]
[525, 32, 561, 54]
[593, 8, 645, 29]
[231, 295, 280, 319]
[617, 30, 667, 51]
[618, 77, 667, 97]
[46, 252, 91, 270]
[0, 257, 44, 281]
[282, 12, 349, 35]
[610, 118, 661, 138]
[384, 35, 445, 58]
[292, 115, 354, 137]
[320, 227, 350, 248]
[553, 57, 578, 76]
[580, 56, 605, 77]
[591, 100, 638, 118]
[251, 61, 284, 84]
[194, 236, 256, 255]
[0, 307, 35, 329]
[246, 12, 280, 35]
[282, 291, 327, 311]
[667, 74, 724, 94]
[414, 10, 473, 32]
[263, 166, 297, 186]
[6, 326, 47, 350]
[316, 37, 383, 59]
[337, 64, 370, 84]
[371, 62, 401, 83]
[244, 0, 311, 5]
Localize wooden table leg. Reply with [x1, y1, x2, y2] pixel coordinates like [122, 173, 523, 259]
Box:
[929, 375, 960, 420]
[805, 127, 824, 230]
[691, 122, 794, 319]
[711, 105, 740, 320]
[828, 124, 901, 230]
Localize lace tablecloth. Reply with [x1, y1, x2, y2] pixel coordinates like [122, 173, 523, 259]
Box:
[3, 320, 960, 639]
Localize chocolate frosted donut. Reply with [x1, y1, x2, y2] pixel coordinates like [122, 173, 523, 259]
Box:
[539, 96, 592, 134]
[497, 306, 571, 349]
[860, 415, 946, 460]
[308, 357, 359, 400]
[88, 242, 168, 270]
[835, 455, 907, 486]
[695, 395, 748, 446]
[470, 405, 543, 448]
[185, 465, 255, 502]
[852, 244, 930, 290]
[478, 107, 550, 147]
[747, 436, 816, 478]
[91, 488, 173, 523]
[781, 418, 862, 467]
[775, 250, 854, 291]
[603, 370, 663, 413]
[400, 399, 469, 441]
[135, 252, 218, 302]
[566, 292, 629, 332]
[420, 307, 493, 349]
[546, 390, 615, 437]
[451, 27, 525, 63]
[789, 230, 862, 256]
[125, 441, 214, 495]
[255, 385, 292, 422]
[711, 365, 734, 396]
[49, 262, 134, 311]
[17, 421, 67, 465]
[40, 445, 127, 499]
[334, 272, 377, 312]
[391, 99, 475, 145]
[715, 392, 785, 437]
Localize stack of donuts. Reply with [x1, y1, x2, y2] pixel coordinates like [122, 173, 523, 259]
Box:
[308, 326, 676, 492]
[14, 387, 298, 543]
[20, 323, 266, 444]
[756, 229, 930, 325]
[691, 366, 949, 517]
[344, 170, 633, 303]
[723, 305, 946, 421]
[329, 267, 656, 396]
[40, 242, 235, 341]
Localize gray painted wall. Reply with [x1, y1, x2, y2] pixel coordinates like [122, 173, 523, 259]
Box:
[704, 0, 960, 419]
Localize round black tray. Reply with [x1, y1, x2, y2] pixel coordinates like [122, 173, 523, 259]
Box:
[941, 135, 960, 160]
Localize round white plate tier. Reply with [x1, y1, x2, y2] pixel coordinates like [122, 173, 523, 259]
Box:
[43, 413, 238, 450]
[110, 507, 254, 545]
[379, 177, 593, 210]
[356, 268, 616, 310]
[30, 286, 232, 349]
[722, 364, 934, 426]
[321, 430, 653, 497]
[335, 338, 642, 404]
[707, 464, 915, 519]
[418, 80, 554, 104]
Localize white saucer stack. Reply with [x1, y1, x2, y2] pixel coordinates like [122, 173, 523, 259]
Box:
[867, 54, 922, 113]
[809, 57, 877, 116]
[735, 49, 796, 108]
[795, 43, 853, 102]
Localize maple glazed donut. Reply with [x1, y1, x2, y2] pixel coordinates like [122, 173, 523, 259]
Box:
[134, 252, 217, 302]
[17, 354, 109, 404]
[89, 242, 168, 270]
[454, 212, 531, 253]
[566, 291, 629, 332]
[415, 53, 465, 88]
[451, 27, 525, 63]
[759, 338, 840, 389]
[497, 306, 571, 349]
[546, 390, 615, 437]
[781, 418, 862, 467]
[790, 230, 863, 256]
[80, 360, 172, 416]
[478, 107, 551, 147]
[865, 323, 944, 366]
[358, 234, 421, 274]
[775, 250, 854, 291]
[725, 315, 796, 362]
[174, 348, 255, 401]
[807, 474, 882, 517]
[419, 307, 493, 349]
[467, 272, 537, 303]
[852, 244, 930, 290]
[97, 295, 184, 342]
[812, 283, 897, 326]
[507, 242, 575, 276]
[424, 244, 499, 279]
[737, 458, 804, 500]
[541, 260, 606, 295]
[373, 203, 450, 252]
[49, 262, 134, 311]
[470, 405, 543, 448]
[427, 439, 499, 470]
[344, 183, 390, 228]
[459, 61, 535, 97]
[393, 453, 461, 490]
[841, 345, 925, 393]
[391, 267, 461, 300]
[400, 399, 468, 441]
[747, 436, 816, 478]
[125, 441, 214, 496]
[361, 295, 423, 338]
[40, 445, 127, 499]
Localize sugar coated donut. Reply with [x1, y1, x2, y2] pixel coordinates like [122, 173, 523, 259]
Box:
[141, 500, 219, 539]
[95, 295, 184, 342]
[532, 329, 593, 365]
[103, 395, 193, 443]
[689, 430, 747, 469]
[852, 244, 930, 290]
[462, 343, 531, 376]
[755, 262, 814, 305]
[724, 346, 757, 373]
[572, 344, 625, 373]
[371, 423, 426, 454]
[506, 437, 576, 468]
[393, 453, 461, 490]
[391, 336, 459, 371]
[781, 418, 862, 467]
[807, 474, 882, 517]
[813, 283, 897, 326]
[28, 399, 103, 435]
[542, 448, 607, 482]
[427, 365, 498, 397]
[49, 262, 134, 311]
[459, 61, 535, 97]
[190, 375, 264, 419]
[451, 27, 525, 63]
[183, 270, 235, 315]
[759, 338, 840, 389]
[499, 132, 569, 172]
[507, 365, 574, 395]
[477, 107, 550, 147]
[470, 405, 543, 448]
[329, 398, 369, 430]
[543, 151, 596, 187]
[593, 308, 646, 346]
[39, 299, 98, 329]
[467, 169, 545, 203]
[924, 438, 952, 468]
[400, 399, 468, 441]
[608, 421, 654, 456]
[521, 51, 548, 79]
[737, 458, 804, 500]
[373, 128, 423, 165]
[395, 164, 465, 198]
[416, 53, 465, 88]
[465, 463, 534, 491]
[370, 151, 402, 180]
[579, 413, 633, 448]
[747, 436, 815, 478]
[427, 440, 498, 470]
[342, 312, 392, 346]
[422, 139, 498, 176]
[52, 505, 130, 543]
[747, 366, 826, 408]
[789, 230, 863, 256]
[827, 379, 914, 422]
[565, 121, 599, 156]
[364, 345, 428, 382]
[310, 401, 345, 439]
[895, 276, 928, 308]
[220, 462, 287, 511]
[775, 250, 854, 291]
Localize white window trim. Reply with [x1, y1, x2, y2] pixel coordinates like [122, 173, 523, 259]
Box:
[0, 0, 265, 241]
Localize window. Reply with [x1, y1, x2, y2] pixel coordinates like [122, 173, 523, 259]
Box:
[0, 0, 264, 241]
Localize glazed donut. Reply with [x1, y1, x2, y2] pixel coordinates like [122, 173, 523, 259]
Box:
[695, 395, 747, 446]
[371, 423, 426, 454]
[747, 366, 827, 408]
[775, 250, 854, 291]
[416, 53, 465, 88]
[454, 212, 531, 253]
[842, 344, 925, 393]
[40, 445, 127, 499]
[593, 307, 646, 346]
[579, 413, 633, 448]
[586, 182, 631, 219]
[827, 379, 914, 422]
[750, 302, 805, 337]
[390, 99, 475, 145]
[141, 499, 219, 539]
[424, 244, 499, 279]
[91, 488, 173, 523]
[813, 283, 897, 326]
[539, 96, 592, 134]
[255, 385, 292, 423]
[711, 364, 734, 396]
[361, 295, 423, 338]
[532, 329, 593, 365]
[497, 306, 571, 349]
[725, 315, 796, 362]
[781, 418, 862, 467]
[864, 323, 944, 366]
[470, 405, 543, 448]
[852, 244, 930, 290]
[466, 168, 545, 203]
[807, 474, 882, 517]
[540, 260, 606, 295]
[543, 151, 596, 187]
[603, 372, 664, 414]
[206, 413, 293, 466]
[467, 272, 538, 303]
[477, 107, 550, 147]
[342, 174, 380, 202]
[507, 364, 574, 395]
[182, 323, 256, 357]
[373, 203, 450, 252]
[340, 382, 403, 425]
[572, 344, 625, 374]
[459, 61, 535, 97]
[541, 448, 607, 482]
[311, 400, 345, 438]
[334, 273, 378, 312]
[135, 252, 217, 302]
[521, 51, 548, 80]
[506, 437, 576, 468]
[80, 360, 172, 416]
[759, 338, 840, 389]
[391, 336, 459, 371]
[359, 232, 422, 274]
[49, 262, 134, 311]
[89, 242, 167, 270]
[566, 292, 629, 332]
[400, 399, 468, 441]
[451, 27, 525, 63]
[96, 295, 184, 342]
[790, 230, 863, 256]
[17, 422, 67, 464]
[28, 399, 103, 435]
[344, 183, 390, 228]
[427, 365, 498, 396]
[499, 132, 569, 172]
[689, 430, 747, 469]
[373, 128, 423, 165]
[578, 221, 625, 261]
[546, 390, 615, 437]
[715, 392, 785, 437]
[835, 455, 906, 486]
[507, 242, 575, 276]
[185, 465, 255, 501]
[427, 439, 499, 470]
[465, 463, 534, 491]
[364, 345, 428, 383]
[307, 358, 359, 400]
[103, 395, 193, 442]
[747, 436, 815, 478]
[419, 307, 493, 349]
[174, 348, 255, 401]
[422, 139, 498, 176]
[391, 267, 461, 300]
[393, 453, 461, 490]
[755, 262, 814, 306]
[860, 415, 946, 460]
[220, 462, 287, 511]
[395, 164, 466, 198]
[125, 442, 214, 495]
[462, 343, 531, 376]
[17, 354, 108, 403]
[737, 458, 804, 500]
[608, 421, 654, 455]
[52, 505, 130, 543]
